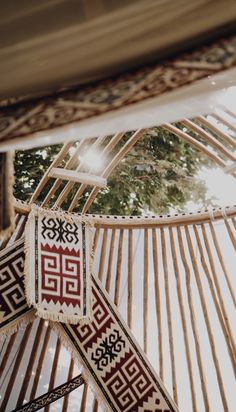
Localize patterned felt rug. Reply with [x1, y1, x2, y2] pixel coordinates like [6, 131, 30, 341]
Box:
[0, 238, 34, 338]
[25, 206, 93, 324]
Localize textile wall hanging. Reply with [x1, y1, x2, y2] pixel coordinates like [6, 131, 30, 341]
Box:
[55, 274, 179, 412]
[0, 152, 15, 238]
[25, 206, 93, 324]
[0, 238, 34, 338]
[0, 236, 178, 411]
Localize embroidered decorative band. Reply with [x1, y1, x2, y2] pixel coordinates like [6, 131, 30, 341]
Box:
[0, 34, 236, 148]
[13, 374, 84, 412]
[57, 274, 179, 412]
[25, 206, 93, 324]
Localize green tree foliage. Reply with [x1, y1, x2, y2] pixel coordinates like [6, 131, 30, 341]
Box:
[14, 128, 211, 215]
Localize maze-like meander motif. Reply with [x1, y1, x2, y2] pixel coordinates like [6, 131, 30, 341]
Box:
[0, 239, 29, 330]
[65, 277, 177, 412]
[26, 211, 91, 321]
[106, 352, 154, 411]
[75, 287, 112, 349]
[40, 244, 81, 306]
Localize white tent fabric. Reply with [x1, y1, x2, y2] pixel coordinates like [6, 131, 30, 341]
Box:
[1, 0, 236, 100]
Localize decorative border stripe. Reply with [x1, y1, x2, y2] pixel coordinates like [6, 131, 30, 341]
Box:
[12, 374, 84, 412]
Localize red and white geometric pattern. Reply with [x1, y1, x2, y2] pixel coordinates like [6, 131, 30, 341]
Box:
[0, 238, 33, 336]
[41, 244, 81, 307]
[1, 240, 177, 411]
[25, 207, 93, 324]
[59, 275, 179, 412]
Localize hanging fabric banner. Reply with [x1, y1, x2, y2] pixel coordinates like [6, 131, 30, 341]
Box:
[0, 238, 34, 338]
[56, 274, 179, 412]
[25, 206, 93, 324]
[1, 235, 178, 411]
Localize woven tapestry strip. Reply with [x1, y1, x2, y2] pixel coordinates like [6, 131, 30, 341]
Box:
[57, 274, 179, 412]
[12, 374, 84, 412]
[25, 206, 93, 324]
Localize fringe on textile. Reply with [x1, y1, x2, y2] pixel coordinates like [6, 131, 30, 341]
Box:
[51, 320, 110, 412]
[0, 310, 36, 341]
[24, 205, 94, 325]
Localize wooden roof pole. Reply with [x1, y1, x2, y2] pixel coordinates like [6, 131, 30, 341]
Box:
[68, 132, 124, 212]
[196, 116, 236, 150]
[41, 138, 90, 207]
[48, 168, 107, 187]
[13, 199, 236, 228]
[82, 129, 146, 213]
[201, 225, 235, 354]
[127, 229, 133, 329]
[185, 226, 229, 412]
[143, 228, 148, 354]
[181, 119, 236, 162]
[44, 337, 61, 412]
[92, 398, 98, 412]
[160, 228, 178, 404]
[0, 323, 33, 412]
[114, 229, 124, 307]
[177, 227, 210, 411]
[97, 228, 108, 281]
[169, 227, 197, 412]
[152, 228, 163, 381]
[61, 359, 75, 412]
[193, 225, 236, 374]
[16, 319, 45, 408]
[224, 218, 236, 251]
[29, 324, 51, 400]
[0, 333, 17, 381]
[231, 218, 236, 231]
[53, 135, 106, 208]
[162, 123, 227, 168]
[30, 142, 73, 204]
[105, 228, 116, 294]
[79, 383, 88, 412]
[209, 222, 236, 308]
[220, 107, 236, 122]
[212, 112, 236, 134]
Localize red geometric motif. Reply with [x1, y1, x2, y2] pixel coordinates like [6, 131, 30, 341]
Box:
[40, 244, 81, 307]
[106, 350, 154, 411]
[76, 287, 112, 350]
[25, 208, 92, 323]
[62, 275, 178, 412]
[1, 240, 177, 411]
